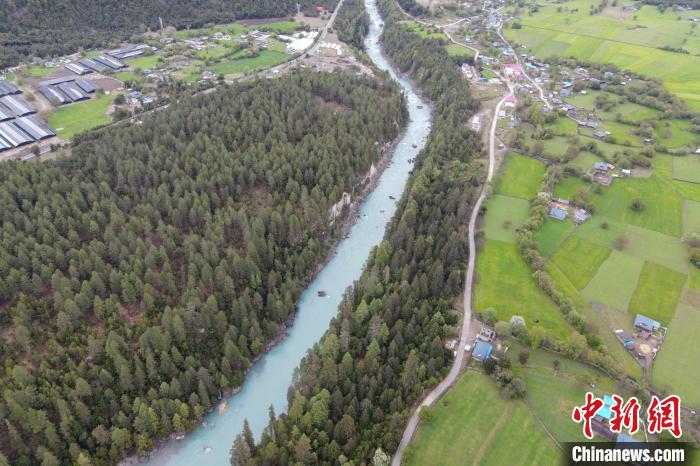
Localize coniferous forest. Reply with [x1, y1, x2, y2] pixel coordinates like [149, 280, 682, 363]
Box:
[0, 71, 406, 465]
[235, 1, 484, 463]
[0, 0, 338, 69]
[334, 0, 370, 50]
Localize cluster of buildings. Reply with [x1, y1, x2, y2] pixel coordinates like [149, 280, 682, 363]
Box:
[614, 314, 666, 368]
[547, 197, 591, 225]
[0, 83, 54, 153]
[591, 161, 630, 186]
[278, 31, 319, 54]
[318, 42, 343, 57]
[38, 76, 96, 106]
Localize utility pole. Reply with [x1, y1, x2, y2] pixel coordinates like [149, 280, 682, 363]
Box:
[159, 17, 164, 36]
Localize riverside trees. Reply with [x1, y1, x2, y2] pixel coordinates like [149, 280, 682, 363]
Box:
[236, 1, 483, 463]
[0, 70, 406, 465]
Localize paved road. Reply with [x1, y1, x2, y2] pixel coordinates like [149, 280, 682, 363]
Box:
[391, 76, 513, 465]
[494, 23, 550, 109]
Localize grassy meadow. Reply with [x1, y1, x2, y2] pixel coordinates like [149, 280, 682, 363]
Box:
[404, 373, 561, 466]
[48, 94, 116, 140]
[475, 239, 570, 337]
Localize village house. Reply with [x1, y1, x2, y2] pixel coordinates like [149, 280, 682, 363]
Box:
[573, 208, 590, 225]
[472, 341, 493, 362]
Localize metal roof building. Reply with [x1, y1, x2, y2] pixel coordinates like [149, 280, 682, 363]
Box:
[0, 82, 20, 97]
[57, 82, 88, 101]
[39, 76, 78, 87]
[94, 55, 126, 70]
[39, 86, 71, 105]
[0, 95, 35, 116]
[14, 116, 55, 140]
[549, 206, 568, 221]
[0, 121, 34, 146]
[75, 79, 97, 93]
[79, 58, 109, 73]
[65, 62, 91, 75]
[0, 135, 12, 151]
[106, 44, 152, 60]
[0, 104, 14, 121]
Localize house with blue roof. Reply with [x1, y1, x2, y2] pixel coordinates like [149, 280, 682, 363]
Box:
[549, 206, 568, 221]
[634, 314, 661, 332]
[595, 395, 614, 421]
[472, 341, 493, 362]
[616, 433, 641, 444]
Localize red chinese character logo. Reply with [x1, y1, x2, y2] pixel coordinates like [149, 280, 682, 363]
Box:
[609, 395, 640, 434]
[572, 392, 603, 439]
[647, 395, 682, 438]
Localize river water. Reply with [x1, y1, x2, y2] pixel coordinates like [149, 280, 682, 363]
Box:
[141, 1, 431, 464]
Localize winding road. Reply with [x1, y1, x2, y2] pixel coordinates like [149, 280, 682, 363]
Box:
[391, 76, 514, 465]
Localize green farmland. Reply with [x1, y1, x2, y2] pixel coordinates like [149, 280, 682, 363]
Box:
[495, 153, 546, 199]
[207, 49, 288, 76]
[483, 194, 530, 243]
[550, 236, 610, 290]
[653, 301, 700, 407]
[48, 94, 117, 140]
[475, 239, 570, 337]
[504, 0, 700, 110]
[404, 373, 561, 466]
[628, 262, 686, 325]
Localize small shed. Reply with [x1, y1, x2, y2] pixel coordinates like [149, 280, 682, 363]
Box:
[472, 341, 493, 362]
[573, 208, 590, 225]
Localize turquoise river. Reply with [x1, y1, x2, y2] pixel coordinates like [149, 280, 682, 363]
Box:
[141, 1, 432, 463]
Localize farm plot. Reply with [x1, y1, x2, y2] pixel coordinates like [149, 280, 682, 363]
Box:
[483, 194, 531, 243]
[591, 172, 684, 237]
[404, 373, 560, 466]
[550, 236, 611, 290]
[673, 155, 700, 184]
[653, 302, 700, 408]
[475, 240, 570, 337]
[207, 49, 288, 76]
[684, 200, 700, 237]
[48, 94, 116, 140]
[623, 225, 689, 274]
[496, 153, 546, 199]
[535, 218, 575, 257]
[582, 251, 644, 311]
[628, 262, 686, 325]
[573, 215, 628, 248]
[553, 176, 587, 200]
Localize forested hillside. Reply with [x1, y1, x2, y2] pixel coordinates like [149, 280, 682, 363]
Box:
[0, 71, 406, 465]
[334, 0, 370, 50]
[235, 1, 483, 464]
[0, 0, 337, 69]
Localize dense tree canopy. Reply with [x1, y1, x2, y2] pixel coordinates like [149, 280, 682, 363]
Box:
[237, 1, 484, 464]
[0, 70, 406, 465]
[334, 0, 370, 50]
[0, 0, 338, 69]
